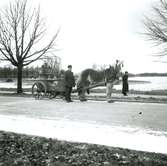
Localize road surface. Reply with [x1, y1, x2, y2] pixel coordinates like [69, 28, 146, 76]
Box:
[0, 96, 167, 154]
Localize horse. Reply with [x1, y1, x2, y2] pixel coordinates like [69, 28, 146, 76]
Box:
[77, 60, 123, 101]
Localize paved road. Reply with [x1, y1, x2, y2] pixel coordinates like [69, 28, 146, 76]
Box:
[0, 96, 167, 153]
[0, 96, 167, 131]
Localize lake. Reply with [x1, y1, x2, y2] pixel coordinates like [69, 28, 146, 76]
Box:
[0, 76, 167, 91]
[115, 76, 167, 91]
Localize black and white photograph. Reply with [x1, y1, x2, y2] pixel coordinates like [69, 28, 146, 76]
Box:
[0, 0, 167, 165]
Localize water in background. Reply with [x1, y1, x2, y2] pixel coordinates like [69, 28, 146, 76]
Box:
[115, 76, 167, 91]
[0, 76, 167, 91]
[0, 79, 32, 89]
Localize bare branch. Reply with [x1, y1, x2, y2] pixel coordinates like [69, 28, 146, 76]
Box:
[143, 0, 167, 56]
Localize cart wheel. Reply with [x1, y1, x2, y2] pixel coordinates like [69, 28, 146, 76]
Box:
[32, 82, 47, 99]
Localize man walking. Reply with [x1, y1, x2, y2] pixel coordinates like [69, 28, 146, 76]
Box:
[64, 65, 75, 102]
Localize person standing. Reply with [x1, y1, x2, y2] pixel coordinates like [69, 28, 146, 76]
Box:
[106, 78, 119, 103]
[122, 71, 129, 96]
[64, 65, 75, 102]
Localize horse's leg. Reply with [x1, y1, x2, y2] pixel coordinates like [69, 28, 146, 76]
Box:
[106, 82, 114, 102]
[79, 88, 87, 101]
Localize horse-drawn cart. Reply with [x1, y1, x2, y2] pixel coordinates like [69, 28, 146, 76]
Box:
[31, 60, 123, 101]
[32, 78, 65, 99]
[31, 76, 107, 100]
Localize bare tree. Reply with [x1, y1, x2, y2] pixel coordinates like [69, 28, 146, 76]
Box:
[0, 0, 59, 93]
[143, 0, 167, 57]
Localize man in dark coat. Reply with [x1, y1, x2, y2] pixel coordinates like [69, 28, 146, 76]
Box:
[122, 71, 129, 96]
[64, 65, 75, 102]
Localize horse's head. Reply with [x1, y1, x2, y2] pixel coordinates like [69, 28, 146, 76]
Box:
[105, 60, 123, 80]
[114, 60, 123, 78]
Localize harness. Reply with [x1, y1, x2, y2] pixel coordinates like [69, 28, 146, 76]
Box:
[104, 64, 120, 84]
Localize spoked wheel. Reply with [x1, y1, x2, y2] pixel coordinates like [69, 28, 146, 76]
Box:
[32, 81, 47, 99]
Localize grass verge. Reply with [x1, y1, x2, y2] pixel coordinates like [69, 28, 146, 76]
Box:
[0, 131, 167, 166]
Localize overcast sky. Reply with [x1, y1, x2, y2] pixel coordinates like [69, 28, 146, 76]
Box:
[0, 0, 167, 73]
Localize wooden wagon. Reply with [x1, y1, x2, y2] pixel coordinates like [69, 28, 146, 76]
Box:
[32, 77, 66, 99]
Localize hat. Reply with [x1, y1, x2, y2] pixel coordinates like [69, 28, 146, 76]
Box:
[68, 65, 72, 68]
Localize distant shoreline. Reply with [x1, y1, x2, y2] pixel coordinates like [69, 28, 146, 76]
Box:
[133, 73, 167, 77]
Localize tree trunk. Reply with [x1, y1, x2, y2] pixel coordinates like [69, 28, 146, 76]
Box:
[17, 65, 23, 93]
